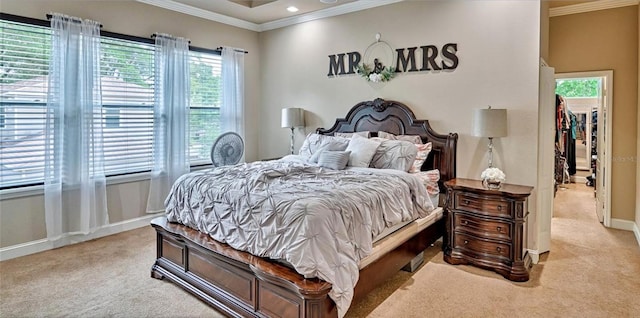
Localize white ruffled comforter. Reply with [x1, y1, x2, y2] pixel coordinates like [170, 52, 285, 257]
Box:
[165, 158, 435, 317]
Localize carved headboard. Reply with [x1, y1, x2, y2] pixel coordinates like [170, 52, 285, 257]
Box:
[316, 98, 458, 192]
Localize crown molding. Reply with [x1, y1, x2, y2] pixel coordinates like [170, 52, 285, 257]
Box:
[135, 0, 261, 31]
[258, 0, 404, 31]
[549, 0, 639, 17]
[136, 0, 404, 32]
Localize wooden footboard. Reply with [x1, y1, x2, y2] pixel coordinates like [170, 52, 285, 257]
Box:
[150, 216, 445, 318]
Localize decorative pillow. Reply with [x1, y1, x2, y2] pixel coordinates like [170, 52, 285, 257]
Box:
[345, 134, 382, 167]
[298, 133, 349, 159]
[335, 131, 370, 139]
[317, 150, 351, 170]
[309, 140, 350, 163]
[378, 131, 423, 144]
[413, 169, 441, 206]
[370, 140, 417, 172]
[408, 142, 432, 173]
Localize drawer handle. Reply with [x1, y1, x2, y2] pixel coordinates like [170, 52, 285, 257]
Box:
[496, 247, 502, 252]
[463, 200, 470, 205]
[497, 205, 503, 211]
[464, 240, 469, 245]
[497, 226, 502, 232]
[462, 220, 469, 225]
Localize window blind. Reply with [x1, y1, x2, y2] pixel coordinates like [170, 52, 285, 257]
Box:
[99, 37, 155, 175]
[0, 20, 50, 189]
[189, 50, 222, 164]
[0, 16, 225, 189]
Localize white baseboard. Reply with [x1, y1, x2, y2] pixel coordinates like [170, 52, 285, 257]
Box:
[610, 218, 637, 231]
[0, 213, 162, 261]
[526, 249, 541, 264]
[610, 218, 640, 247]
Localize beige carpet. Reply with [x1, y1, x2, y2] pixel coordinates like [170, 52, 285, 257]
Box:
[1, 183, 639, 317]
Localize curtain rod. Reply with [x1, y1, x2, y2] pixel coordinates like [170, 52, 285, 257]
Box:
[45, 14, 103, 28]
[217, 47, 248, 54]
[151, 33, 191, 43]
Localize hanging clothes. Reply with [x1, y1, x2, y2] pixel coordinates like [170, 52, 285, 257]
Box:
[565, 110, 577, 176]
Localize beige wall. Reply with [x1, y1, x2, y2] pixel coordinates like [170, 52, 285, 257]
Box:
[258, 0, 541, 239]
[549, 5, 639, 221]
[258, 1, 541, 184]
[0, 0, 546, 250]
[0, 0, 261, 248]
[541, 1, 550, 62]
[637, 4, 640, 232]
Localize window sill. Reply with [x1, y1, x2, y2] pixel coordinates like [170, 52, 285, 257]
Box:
[1, 166, 211, 200]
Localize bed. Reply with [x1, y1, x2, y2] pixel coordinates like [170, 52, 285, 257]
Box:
[150, 98, 458, 318]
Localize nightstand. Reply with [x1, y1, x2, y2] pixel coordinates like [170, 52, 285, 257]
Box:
[443, 178, 533, 282]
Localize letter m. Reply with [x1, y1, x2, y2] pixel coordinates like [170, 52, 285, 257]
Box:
[327, 53, 346, 76]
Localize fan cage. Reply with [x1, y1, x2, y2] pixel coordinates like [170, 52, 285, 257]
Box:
[210, 132, 244, 167]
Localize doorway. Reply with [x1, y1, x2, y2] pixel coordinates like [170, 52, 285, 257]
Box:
[554, 71, 613, 226]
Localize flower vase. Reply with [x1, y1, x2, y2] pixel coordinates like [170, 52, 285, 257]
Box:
[482, 178, 502, 189]
[480, 167, 505, 190]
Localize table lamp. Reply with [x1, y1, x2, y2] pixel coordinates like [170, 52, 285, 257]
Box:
[472, 106, 507, 188]
[281, 107, 305, 155]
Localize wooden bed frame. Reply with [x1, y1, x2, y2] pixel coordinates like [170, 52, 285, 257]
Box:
[150, 98, 458, 318]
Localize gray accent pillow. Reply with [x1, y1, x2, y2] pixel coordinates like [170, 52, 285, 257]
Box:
[299, 133, 350, 158]
[370, 140, 418, 172]
[309, 140, 350, 163]
[345, 134, 382, 167]
[335, 131, 370, 138]
[317, 150, 351, 170]
[378, 131, 423, 144]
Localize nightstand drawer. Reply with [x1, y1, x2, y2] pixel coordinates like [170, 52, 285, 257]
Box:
[455, 193, 511, 218]
[454, 233, 511, 260]
[454, 213, 511, 241]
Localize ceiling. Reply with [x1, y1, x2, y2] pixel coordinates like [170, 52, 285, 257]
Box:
[136, 0, 403, 31]
[172, 0, 356, 24]
[136, 0, 639, 32]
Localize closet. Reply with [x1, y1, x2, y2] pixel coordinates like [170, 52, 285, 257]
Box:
[554, 95, 598, 194]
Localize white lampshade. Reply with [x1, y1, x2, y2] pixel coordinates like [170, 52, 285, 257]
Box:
[472, 108, 507, 138]
[281, 108, 305, 128]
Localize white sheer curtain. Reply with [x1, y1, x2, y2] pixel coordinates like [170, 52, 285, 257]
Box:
[146, 33, 190, 213]
[221, 47, 245, 147]
[44, 13, 108, 240]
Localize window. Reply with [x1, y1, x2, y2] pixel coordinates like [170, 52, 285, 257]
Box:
[99, 36, 155, 176]
[189, 49, 222, 164]
[0, 15, 224, 189]
[0, 19, 51, 189]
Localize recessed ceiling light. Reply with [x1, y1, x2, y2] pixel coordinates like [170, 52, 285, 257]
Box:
[287, 6, 299, 12]
[320, 0, 338, 3]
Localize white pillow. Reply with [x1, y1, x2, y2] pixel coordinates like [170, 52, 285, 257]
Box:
[345, 134, 381, 167]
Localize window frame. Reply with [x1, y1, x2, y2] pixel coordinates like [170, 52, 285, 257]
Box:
[0, 13, 223, 195]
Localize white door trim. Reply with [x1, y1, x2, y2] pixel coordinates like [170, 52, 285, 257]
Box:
[554, 70, 613, 227]
[536, 64, 556, 256]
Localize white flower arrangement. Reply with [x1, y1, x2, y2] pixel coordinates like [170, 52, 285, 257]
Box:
[481, 167, 506, 182]
[356, 59, 395, 83]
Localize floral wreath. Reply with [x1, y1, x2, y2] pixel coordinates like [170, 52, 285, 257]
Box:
[356, 33, 396, 83]
[356, 59, 395, 83]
